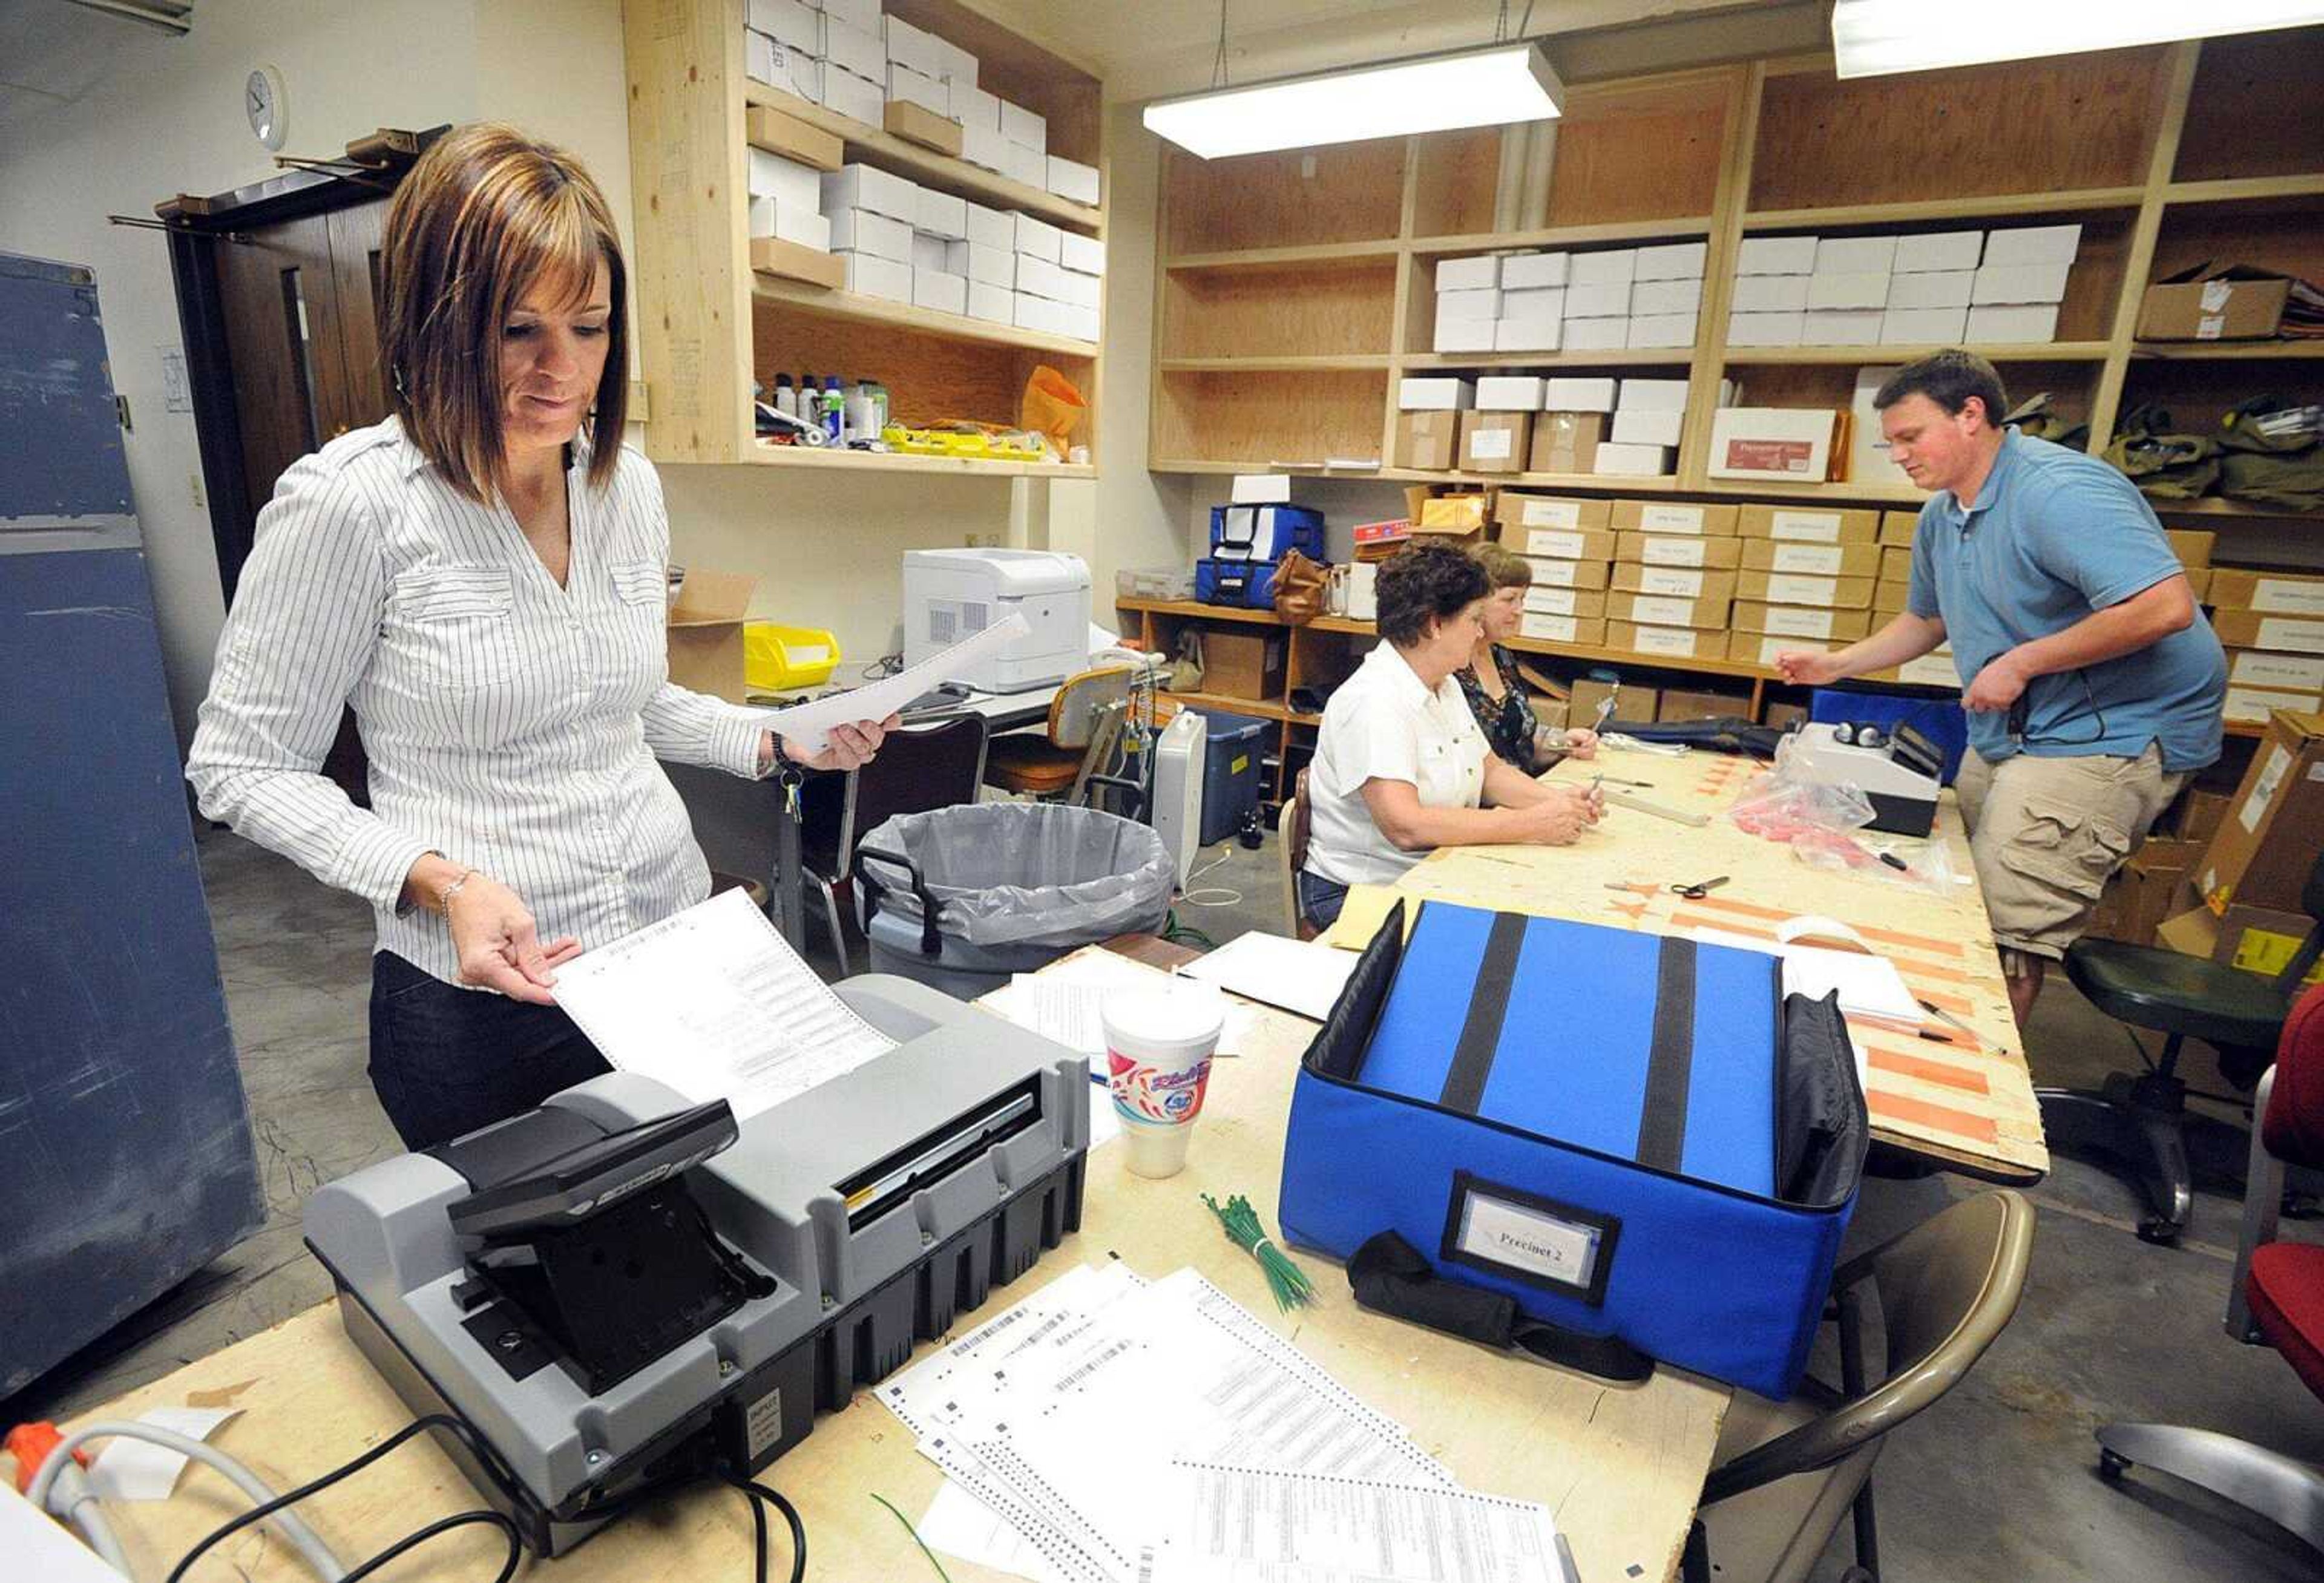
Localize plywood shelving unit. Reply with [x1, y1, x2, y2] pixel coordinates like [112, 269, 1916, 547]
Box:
[1147, 30, 2322, 762]
[623, 0, 1103, 477]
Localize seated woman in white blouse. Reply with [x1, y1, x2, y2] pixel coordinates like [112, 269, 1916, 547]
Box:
[186, 124, 894, 1150]
[1296, 543, 1603, 930]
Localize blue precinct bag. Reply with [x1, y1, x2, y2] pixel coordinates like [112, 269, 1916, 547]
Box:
[1279, 898, 1869, 1398]
[1207, 503, 1326, 563]
[1195, 556, 1281, 609]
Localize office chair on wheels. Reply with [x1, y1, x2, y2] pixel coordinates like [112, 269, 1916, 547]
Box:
[2038, 849, 2324, 1244]
[2092, 979, 2324, 1562]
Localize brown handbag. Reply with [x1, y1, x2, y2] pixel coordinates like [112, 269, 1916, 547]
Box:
[1272, 548, 1329, 626]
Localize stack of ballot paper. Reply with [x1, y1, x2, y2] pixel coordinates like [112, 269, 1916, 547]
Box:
[883, 1264, 1570, 1583]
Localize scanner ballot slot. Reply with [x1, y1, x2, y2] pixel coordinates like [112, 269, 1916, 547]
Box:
[838, 1077, 1043, 1229]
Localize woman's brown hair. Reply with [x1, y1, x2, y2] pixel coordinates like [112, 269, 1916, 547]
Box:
[1470, 542, 1534, 591]
[380, 122, 628, 500]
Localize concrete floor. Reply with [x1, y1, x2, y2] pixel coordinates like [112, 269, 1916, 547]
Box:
[11, 822, 2324, 1581]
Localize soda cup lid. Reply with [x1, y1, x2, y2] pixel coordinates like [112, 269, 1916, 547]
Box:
[1101, 980, 1224, 1054]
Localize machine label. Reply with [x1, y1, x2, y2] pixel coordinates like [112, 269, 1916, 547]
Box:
[745, 1386, 785, 1460]
[1441, 1172, 1617, 1305]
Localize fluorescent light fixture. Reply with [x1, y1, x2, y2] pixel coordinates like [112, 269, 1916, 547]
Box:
[1142, 43, 1561, 160]
[1832, 0, 2324, 77]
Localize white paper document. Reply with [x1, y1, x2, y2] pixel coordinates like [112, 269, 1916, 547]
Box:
[754, 613, 1031, 753]
[1178, 930, 1357, 1022]
[1778, 943, 1920, 1023]
[1141, 1463, 1568, 1583]
[550, 887, 896, 1119]
[86, 1406, 243, 1501]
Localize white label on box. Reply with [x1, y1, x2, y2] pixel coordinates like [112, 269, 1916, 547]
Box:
[1638, 505, 1709, 533]
[1636, 566, 1705, 597]
[1765, 607, 1835, 638]
[2198, 315, 2226, 340]
[1641, 537, 1709, 567]
[2226, 687, 2320, 723]
[1525, 529, 1586, 559]
[1520, 499, 1581, 529]
[2253, 579, 2324, 615]
[1897, 655, 1960, 688]
[1757, 637, 1822, 664]
[2201, 280, 2233, 312]
[1766, 574, 1837, 605]
[1525, 586, 1581, 615]
[1471, 428, 1514, 460]
[2232, 651, 2324, 690]
[1634, 626, 1697, 657]
[1771, 544, 1844, 574]
[1769, 511, 1843, 542]
[2259, 618, 2324, 654]
[1452, 1187, 1601, 1289]
[1534, 559, 1580, 588]
[1630, 597, 1695, 628]
[2243, 746, 2292, 833]
[1521, 612, 1580, 642]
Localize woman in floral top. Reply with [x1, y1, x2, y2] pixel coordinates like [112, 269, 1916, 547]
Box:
[1456, 544, 1601, 773]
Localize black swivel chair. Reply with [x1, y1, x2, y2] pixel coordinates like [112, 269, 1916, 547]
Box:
[2040, 849, 2324, 1243]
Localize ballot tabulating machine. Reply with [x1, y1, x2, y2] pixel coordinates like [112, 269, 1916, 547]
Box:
[1785, 719, 1945, 836]
[304, 975, 1090, 1558]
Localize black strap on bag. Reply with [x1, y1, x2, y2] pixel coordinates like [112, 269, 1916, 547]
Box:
[1348, 1231, 1653, 1383]
[852, 844, 942, 956]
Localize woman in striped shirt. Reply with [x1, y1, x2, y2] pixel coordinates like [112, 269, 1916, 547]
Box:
[187, 124, 894, 1150]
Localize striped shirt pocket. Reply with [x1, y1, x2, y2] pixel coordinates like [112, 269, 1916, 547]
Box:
[395, 565, 518, 689]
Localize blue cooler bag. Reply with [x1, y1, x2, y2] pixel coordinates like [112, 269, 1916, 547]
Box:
[1279, 898, 1868, 1398]
[1195, 557, 1281, 609]
[1209, 503, 1325, 563]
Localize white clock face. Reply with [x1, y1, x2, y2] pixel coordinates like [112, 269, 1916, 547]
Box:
[246, 67, 285, 151]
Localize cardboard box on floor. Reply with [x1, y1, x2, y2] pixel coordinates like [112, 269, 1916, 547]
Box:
[668, 569, 758, 702]
[2191, 710, 2324, 916]
[2156, 903, 2324, 988]
[2093, 838, 2205, 947]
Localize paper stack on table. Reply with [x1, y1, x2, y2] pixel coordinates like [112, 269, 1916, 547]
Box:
[884, 1263, 1569, 1583]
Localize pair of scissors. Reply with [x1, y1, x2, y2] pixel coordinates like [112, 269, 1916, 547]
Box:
[1670, 874, 1728, 899]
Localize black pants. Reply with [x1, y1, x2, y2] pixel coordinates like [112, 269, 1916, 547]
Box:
[367, 951, 611, 1151]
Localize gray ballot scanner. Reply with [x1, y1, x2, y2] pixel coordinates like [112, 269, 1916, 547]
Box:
[1784, 720, 1944, 836]
[304, 975, 1089, 1557]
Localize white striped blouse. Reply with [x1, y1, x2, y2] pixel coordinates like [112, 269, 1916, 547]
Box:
[187, 416, 766, 988]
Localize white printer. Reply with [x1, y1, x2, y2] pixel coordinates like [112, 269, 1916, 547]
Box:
[902, 548, 1091, 693]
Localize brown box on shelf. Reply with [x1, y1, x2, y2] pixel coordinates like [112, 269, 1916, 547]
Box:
[2190, 710, 2324, 916]
[746, 106, 844, 170]
[1203, 629, 1288, 701]
[750, 235, 847, 290]
[1733, 603, 1874, 641]
[884, 99, 965, 156]
[1880, 510, 1922, 546]
[2213, 609, 2324, 651]
[1874, 577, 1912, 614]
[1396, 411, 1460, 471]
[1353, 518, 1413, 562]
[1615, 533, 1744, 570]
[1764, 700, 1809, 730]
[2227, 684, 2324, 725]
[1880, 545, 1915, 582]
[668, 569, 758, 703]
[1734, 505, 1881, 543]
[1658, 687, 1751, 723]
[1529, 411, 1609, 474]
[1571, 678, 1655, 727]
[2167, 529, 2216, 569]
[1515, 612, 1609, 646]
[2208, 568, 2324, 614]
[1609, 622, 1716, 661]
[1707, 408, 1843, 482]
[1609, 592, 1733, 631]
[1736, 570, 1876, 608]
[1741, 540, 1883, 578]
[2186, 567, 2214, 601]
[1494, 493, 1614, 533]
[2135, 275, 2291, 341]
[1417, 493, 1494, 533]
[1503, 526, 1618, 561]
[1459, 411, 1533, 474]
[1610, 565, 1738, 603]
[1523, 556, 1613, 591]
[1730, 631, 1833, 668]
[1520, 586, 1609, 620]
[1609, 500, 1740, 536]
[1532, 696, 1571, 730]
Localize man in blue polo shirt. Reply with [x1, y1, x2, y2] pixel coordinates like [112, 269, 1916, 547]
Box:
[1777, 350, 2227, 1025]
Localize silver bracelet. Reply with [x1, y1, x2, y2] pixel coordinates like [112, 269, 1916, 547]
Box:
[440, 867, 481, 906]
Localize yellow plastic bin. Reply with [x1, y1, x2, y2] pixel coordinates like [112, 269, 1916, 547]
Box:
[743, 623, 841, 693]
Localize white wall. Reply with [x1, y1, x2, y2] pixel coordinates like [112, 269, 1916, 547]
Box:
[0, 0, 484, 747]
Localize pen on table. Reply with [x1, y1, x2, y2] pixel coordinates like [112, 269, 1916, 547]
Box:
[1918, 998, 1977, 1039]
[1554, 1531, 1583, 1583]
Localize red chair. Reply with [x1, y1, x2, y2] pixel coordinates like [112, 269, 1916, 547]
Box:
[2093, 978, 2324, 1559]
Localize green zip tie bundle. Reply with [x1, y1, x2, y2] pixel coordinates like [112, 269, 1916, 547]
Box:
[1202, 1192, 1316, 1313]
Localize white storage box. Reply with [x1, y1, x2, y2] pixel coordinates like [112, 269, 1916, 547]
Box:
[748, 149, 824, 209]
[1440, 287, 1503, 320]
[1502, 252, 1569, 289]
[1436, 255, 1501, 291]
[1887, 270, 1974, 310]
[1232, 474, 1292, 504]
[967, 280, 1013, 323]
[748, 0, 819, 53]
[1814, 235, 1898, 274]
[1633, 241, 1709, 280]
[1707, 408, 1839, 480]
[1477, 376, 1546, 410]
[883, 15, 946, 77]
[1596, 441, 1675, 475]
[943, 240, 1014, 288]
[1736, 235, 1818, 275]
[1563, 318, 1630, 351]
[1628, 312, 1698, 348]
[820, 66, 884, 125]
[839, 250, 913, 303]
[1618, 378, 1690, 411]
[1732, 274, 1811, 313]
[1728, 310, 1807, 346]
[912, 264, 968, 315]
[822, 163, 917, 223]
[1434, 316, 1497, 353]
[1002, 140, 1046, 189]
[1879, 307, 1969, 344]
[910, 231, 948, 273]
[1502, 287, 1564, 322]
[1399, 376, 1477, 411]
[747, 34, 823, 103]
[888, 64, 951, 119]
[1546, 377, 1618, 411]
[964, 201, 1013, 252]
[748, 198, 830, 252]
[960, 120, 1010, 172]
[1982, 224, 2080, 267]
[934, 36, 977, 86]
[1631, 278, 1704, 316]
[1059, 232, 1105, 277]
[1013, 213, 1063, 265]
[1971, 262, 2072, 304]
[1046, 156, 1100, 206]
[1807, 271, 1891, 310]
[1964, 304, 2060, 343]
[915, 186, 968, 241]
[951, 80, 1001, 133]
[1570, 249, 1638, 287]
[1564, 281, 1631, 319]
[1612, 408, 1684, 447]
[1803, 308, 1883, 342]
[829, 207, 913, 261]
[1020, 255, 1098, 310]
[821, 13, 885, 80]
[822, 0, 881, 33]
[1495, 317, 1563, 351]
[1894, 231, 1984, 273]
[1000, 99, 1046, 150]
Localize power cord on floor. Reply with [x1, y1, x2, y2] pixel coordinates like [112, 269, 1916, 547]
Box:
[1177, 848, 1244, 909]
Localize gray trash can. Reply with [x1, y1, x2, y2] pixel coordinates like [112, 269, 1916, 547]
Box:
[854, 801, 1176, 999]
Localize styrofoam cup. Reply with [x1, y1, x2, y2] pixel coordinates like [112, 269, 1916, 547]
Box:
[1100, 982, 1226, 1179]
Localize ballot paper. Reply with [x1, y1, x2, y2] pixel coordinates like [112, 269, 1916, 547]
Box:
[1140, 1463, 1568, 1583]
[754, 614, 1030, 753]
[550, 887, 896, 1119]
[884, 1267, 1452, 1583]
[1176, 930, 1357, 1021]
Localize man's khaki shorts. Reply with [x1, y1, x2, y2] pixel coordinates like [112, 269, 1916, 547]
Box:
[1954, 744, 2188, 970]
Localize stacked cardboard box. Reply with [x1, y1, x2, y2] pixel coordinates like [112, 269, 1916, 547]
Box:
[746, 108, 841, 259]
[1011, 212, 1101, 341]
[1462, 376, 1540, 474]
[1723, 505, 1880, 667]
[1433, 255, 1505, 353]
[1607, 500, 1739, 661]
[1729, 234, 1817, 347]
[1393, 376, 1474, 471]
[1965, 225, 2078, 346]
[1492, 494, 1612, 646]
[2207, 566, 2324, 722]
[1532, 376, 1616, 473]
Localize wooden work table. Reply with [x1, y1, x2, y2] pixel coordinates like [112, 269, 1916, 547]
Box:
[70, 944, 1728, 1583]
[1379, 739, 2049, 1185]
